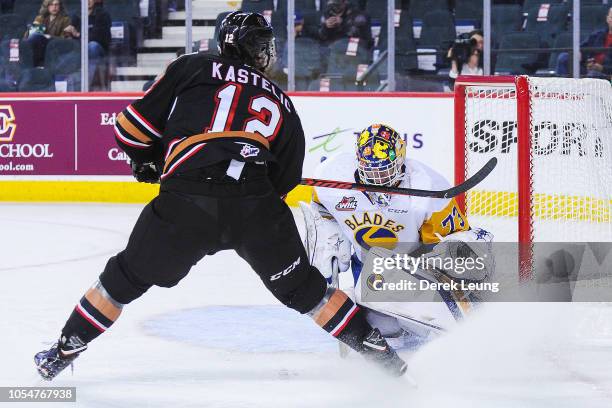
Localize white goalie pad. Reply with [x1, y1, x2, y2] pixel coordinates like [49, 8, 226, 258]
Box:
[428, 227, 495, 282]
[356, 246, 460, 336]
[299, 202, 352, 280]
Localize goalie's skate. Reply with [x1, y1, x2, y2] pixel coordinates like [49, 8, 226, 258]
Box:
[361, 328, 407, 377]
[34, 336, 86, 381]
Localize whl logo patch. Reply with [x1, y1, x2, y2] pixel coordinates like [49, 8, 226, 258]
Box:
[335, 196, 357, 211]
[239, 143, 260, 158]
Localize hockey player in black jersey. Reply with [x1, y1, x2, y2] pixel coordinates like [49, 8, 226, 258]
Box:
[34, 11, 407, 381]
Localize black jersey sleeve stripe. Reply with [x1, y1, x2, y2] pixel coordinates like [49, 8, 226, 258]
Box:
[116, 112, 154, 144]
[126, 105, 163, 139]
[114, 123, 151, 149]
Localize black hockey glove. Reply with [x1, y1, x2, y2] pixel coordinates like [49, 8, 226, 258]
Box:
[131, 160, 161, 184]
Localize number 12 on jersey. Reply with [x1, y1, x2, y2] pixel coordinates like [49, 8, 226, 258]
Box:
[206, 83, 283, 140]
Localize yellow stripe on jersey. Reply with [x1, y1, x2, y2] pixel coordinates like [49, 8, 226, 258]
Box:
[420, 198, 470, 244]
[312, 187, 321, 204]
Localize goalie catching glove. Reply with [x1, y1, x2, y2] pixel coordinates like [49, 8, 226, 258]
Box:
[299, 202, 352, 282]
[131, 160, 161, 184]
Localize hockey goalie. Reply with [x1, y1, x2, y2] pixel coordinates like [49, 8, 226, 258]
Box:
[300, 124, 495, 351]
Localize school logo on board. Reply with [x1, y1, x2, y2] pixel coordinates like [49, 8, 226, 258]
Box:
[0, 105, 16, 142]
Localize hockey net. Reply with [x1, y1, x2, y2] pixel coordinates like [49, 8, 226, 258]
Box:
[454, 76, 612, 280]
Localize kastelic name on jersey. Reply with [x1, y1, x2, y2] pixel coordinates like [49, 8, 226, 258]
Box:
[211, 62, 292, 112]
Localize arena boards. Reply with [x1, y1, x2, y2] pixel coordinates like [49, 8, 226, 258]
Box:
[0, 92, 453, 206]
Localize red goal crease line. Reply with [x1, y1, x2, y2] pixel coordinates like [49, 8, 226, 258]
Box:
[467, 190, 612, 223]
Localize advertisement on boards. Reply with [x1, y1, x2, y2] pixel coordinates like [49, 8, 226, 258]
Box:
[0, 94, 455, 182]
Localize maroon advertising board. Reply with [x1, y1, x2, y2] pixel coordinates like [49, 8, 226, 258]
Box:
[0, 94, 139, 175]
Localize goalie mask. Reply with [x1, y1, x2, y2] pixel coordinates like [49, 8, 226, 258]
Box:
[356, 124, 406, 187]
[217, 11, 277, 73]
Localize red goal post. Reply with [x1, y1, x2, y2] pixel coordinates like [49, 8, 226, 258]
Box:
[454, 75, 612, 281]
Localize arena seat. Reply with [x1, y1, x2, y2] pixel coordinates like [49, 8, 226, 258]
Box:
[294, 36, 322, 90]
[0, 14, 27, 41]
[365, 0, 406, 25]
[491, 4, 523, 47]
[327, 36, 370, 75]
[240, 0, 275, 13]
[580, 4, 609, 33]
[494, 31, 541, 75]
[522, 0, 562, 13]
[408, 0, 450, 20]
[525, 3, 569, 47]
[379, 12, 418, 74]
[18, 67, 54, 91]
[418, 9, 456, 50]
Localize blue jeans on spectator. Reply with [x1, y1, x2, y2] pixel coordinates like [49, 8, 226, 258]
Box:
[556, 51, 608, 78]
[88, 41, 106, 87]
[556, 52, 570, 76]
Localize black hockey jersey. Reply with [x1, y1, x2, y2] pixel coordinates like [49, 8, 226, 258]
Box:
[113, 53, 306, 196]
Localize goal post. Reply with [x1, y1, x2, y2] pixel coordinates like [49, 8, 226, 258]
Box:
[454, 75, 612, 281]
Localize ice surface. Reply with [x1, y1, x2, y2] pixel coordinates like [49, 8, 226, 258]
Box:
[1, 203, 611, 408]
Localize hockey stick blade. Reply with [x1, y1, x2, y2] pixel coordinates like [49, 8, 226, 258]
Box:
[301, 157, 497, 199]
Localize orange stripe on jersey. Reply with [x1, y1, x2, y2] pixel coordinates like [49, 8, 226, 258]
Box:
[312, 290, 349, 327]
[163, 131, 270, 173]
[117, 112, 153, 145]
[84, 287, 122, 322]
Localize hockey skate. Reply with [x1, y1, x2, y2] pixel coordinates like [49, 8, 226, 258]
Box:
[34, 336, 86, 381]
[360, 328, 408, 377]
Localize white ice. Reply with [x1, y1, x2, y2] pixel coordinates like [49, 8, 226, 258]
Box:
[1, 203, 611, 408]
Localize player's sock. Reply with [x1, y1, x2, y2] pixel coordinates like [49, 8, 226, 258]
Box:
[35, 281, 123, 380]
[309, 288, 407, 376]
[61, 280, 124, 345]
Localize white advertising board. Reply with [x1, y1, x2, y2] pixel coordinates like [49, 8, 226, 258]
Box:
[292, 94, 455, 182]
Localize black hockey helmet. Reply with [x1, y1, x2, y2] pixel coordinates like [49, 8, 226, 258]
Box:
[217, 11, 276, 72]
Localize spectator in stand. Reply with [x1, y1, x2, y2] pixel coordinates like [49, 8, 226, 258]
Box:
[318, 0, 372, 48]
[69, 0, 112, 87]
[448, 30, 484, 80]
[557, 7, 612, 79]
[25, 0, 78, 67]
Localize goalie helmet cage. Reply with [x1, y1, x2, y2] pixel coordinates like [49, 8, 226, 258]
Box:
[454, 75, 612, 282]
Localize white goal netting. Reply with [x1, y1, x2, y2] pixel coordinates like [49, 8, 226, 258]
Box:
[461, 77, 612, 244]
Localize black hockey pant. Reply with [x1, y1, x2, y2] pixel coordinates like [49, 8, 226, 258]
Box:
[98, 164, 327, 314]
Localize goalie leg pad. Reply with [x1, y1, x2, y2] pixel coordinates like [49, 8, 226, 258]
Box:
[299, 202, 351, 280]
[429, 227, 495, 282]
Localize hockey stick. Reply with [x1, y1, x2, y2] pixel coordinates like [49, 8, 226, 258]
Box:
[301, 157, 497, 198]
